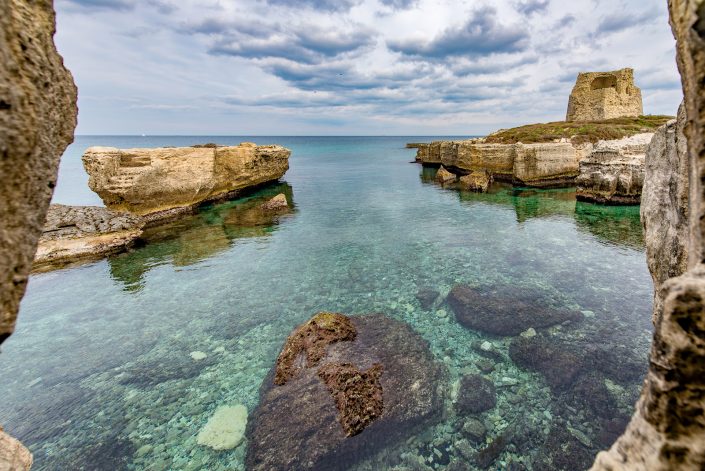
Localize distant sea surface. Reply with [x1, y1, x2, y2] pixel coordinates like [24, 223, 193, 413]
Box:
[2, 135, 652, 470]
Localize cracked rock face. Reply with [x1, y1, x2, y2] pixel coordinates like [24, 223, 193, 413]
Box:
[33, 205, 146, 270]
[246, 313, 446, 471]
[0, 0, 78, 345]
[591, 2, 705, 469]
[576, 133, 653, 204]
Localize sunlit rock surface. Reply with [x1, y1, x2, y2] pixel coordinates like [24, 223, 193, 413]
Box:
[0, 0, 78, 344]
[82, 143, 290, 218]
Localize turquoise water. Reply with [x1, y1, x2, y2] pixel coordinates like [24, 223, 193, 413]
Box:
[0, 136, 652, 470]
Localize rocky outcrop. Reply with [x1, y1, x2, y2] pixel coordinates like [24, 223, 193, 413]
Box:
[82, 143, 290, 219]
[435, 165, 456, 184]
[590, 2, 705, 469]
[0, 0, 78, 344]
[415, 140, 592, 188]
[33, 205, 145, 270]
[447, 284, 583, 336]
[640, 105, 689, 317]
[459, 170, 492, 192]
[246, 313, 446, 470]
[576, 133, 653, 204]
[566, 68, 643, 121]
[455, 374, 496, 414]
[0, 427, 32, 471]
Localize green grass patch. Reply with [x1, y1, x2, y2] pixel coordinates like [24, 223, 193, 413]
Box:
[484, 115, 673, 145]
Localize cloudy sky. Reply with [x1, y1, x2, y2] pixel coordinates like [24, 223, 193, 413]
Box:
[54, 0, 682, 135]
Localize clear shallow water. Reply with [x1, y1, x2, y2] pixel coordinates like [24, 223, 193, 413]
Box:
[0, 136, 652, 470]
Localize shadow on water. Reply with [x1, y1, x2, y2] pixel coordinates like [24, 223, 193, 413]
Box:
[108, 182, 297, 292]
[422, 167, 644, 250]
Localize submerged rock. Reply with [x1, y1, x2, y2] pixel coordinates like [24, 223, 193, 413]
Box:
[416, 288, 440, 310]
[197, 404, 248, 451]
[246, 313, 446, 471]
[435, 166, 457, 184]
[0, 427, 32, 471]
[508, 336, 582, 391]
[455, 374, 496, 414]
[82, 143, 290, 218]
[447, 284, 582, 337]
[260, 193, 289, 212]
[33, 205, 145, 270]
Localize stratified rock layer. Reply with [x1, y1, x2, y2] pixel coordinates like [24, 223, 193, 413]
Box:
[33, 204, 145, 270]
[246, 313, 446, 471]
[82, 143, 290, 218]
[576, 133, 653, 204]
[566, 68, 643, 121]
[0, 0, 78, 344]
[590, 2, 705, 469]
[415, 140, 592, 188]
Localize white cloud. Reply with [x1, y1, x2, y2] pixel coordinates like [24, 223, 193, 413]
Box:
[54, 0, 681, 135]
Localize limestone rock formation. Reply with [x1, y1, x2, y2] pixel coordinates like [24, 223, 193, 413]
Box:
[435, 165, 456, 184]
[566, 68, 643, 121]
[33, 205, 145, 270]
[0, 427, 32, 471]
[640, 105, 689, 316]
[246, 313, 446, 470]
[447, 284, 583, 336]
[576, 133, 653, 204]
[459, 171, 492, 192]
[82, 143, 290, 219]
[0, 0, 78, 344]
[590, 2, 705, 469]
[415, 140, 592, 188]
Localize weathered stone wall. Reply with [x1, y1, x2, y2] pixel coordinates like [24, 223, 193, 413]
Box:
[566, 68, 643, 121]
[0, 0, 78, 344]
[590, 1, 705, 469]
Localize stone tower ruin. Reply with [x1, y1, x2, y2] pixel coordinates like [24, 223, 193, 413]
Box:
[566, 68, 643, 121]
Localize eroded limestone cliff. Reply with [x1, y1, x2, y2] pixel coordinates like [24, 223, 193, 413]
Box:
[576, 133, 653, 204]
[591, 1, 705, 469]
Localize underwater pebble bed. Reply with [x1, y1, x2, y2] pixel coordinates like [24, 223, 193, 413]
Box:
[0, 136, 652, 470]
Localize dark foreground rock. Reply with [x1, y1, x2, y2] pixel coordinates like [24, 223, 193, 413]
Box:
[447, 284, 583, 336]
[246, 313, 446, 471]
[456, 374, 496, 414]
